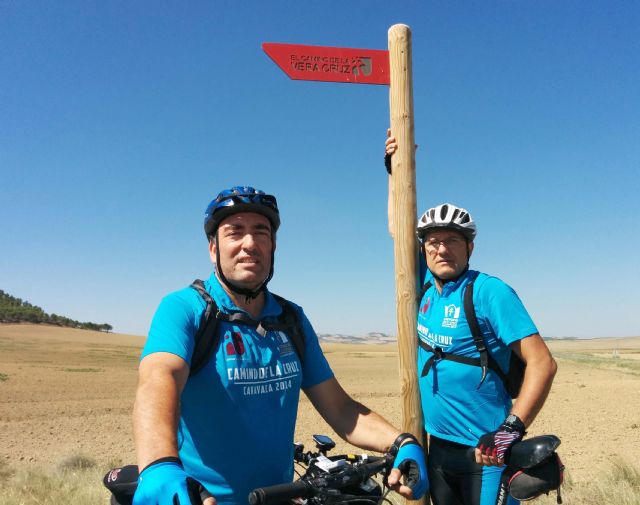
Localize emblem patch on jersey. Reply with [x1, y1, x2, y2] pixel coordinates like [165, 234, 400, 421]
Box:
[442, 304, 461, 328]
[419, 297, 431, 314]
[277, 331, 295, 356]
[225, 331, 246, 357]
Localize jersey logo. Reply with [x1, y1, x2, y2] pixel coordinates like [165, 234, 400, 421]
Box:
[442, 304, 461, 328]
[419, 297, 431, 314]
[276, 331, 296, 356]
[225, 331, 246, 357]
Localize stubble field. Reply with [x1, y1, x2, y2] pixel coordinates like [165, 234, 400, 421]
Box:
[1, 324, 639, 503]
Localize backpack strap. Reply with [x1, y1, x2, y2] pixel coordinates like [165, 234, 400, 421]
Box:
[463, 274, 510, 388]
[462, 273, 489, 385]
[418, 338, 486, 377]
[417, 280, 433, 304]
[190, 279, 260, 377]
[417, 339, 437, 377]
[189, 281, 306, 377]
[263, 294, 306, 366]
[189, 279, 220, 377]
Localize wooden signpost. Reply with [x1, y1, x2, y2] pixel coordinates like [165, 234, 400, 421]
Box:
[386, 23, 423, 455]
[264, 25, 423, 504]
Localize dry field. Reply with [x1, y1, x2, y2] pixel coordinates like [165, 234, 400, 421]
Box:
[1, 324, 639, 502]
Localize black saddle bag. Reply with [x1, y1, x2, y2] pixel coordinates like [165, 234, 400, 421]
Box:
[496, 435, 565, 504]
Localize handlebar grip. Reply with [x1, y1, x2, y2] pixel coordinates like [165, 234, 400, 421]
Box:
[357, 457, 391, 479]
[248, 480, 311, 505]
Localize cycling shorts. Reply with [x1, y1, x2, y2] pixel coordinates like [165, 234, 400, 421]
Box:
[428, 436, 519, 505]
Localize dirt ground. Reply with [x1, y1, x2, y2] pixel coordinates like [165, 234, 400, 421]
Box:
[1, 324, 639, 490]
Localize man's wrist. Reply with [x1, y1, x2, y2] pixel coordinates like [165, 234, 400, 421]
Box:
[389, 432, 419, 455]
[140, 456, 182, 474]
[502, 414, 526, 434]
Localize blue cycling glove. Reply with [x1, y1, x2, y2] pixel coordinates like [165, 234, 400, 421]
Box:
[133, 458, 204, 505]
[391, 434, 429, 500]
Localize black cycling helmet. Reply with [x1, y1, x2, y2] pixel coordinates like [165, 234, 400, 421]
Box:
[204, 186, 280, 238]
[204, 186, 279, 300]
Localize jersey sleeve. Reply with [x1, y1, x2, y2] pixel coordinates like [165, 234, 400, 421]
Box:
[141, 289, 203, 363]
[475, 276, 538, 347]
[293, 306, 335, 389]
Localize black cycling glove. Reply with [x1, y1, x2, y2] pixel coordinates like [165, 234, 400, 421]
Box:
[384, 153, 392, 174]
[476, 414, 526, 463]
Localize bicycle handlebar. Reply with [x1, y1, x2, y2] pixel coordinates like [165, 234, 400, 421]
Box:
[249, 479, 311, 505]
[249, 455, 392, 505]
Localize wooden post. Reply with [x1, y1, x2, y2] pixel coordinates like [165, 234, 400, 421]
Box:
[388, 25, 424, 502]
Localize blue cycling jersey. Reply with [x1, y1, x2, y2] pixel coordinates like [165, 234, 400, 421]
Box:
[141, 272, 334, 505]
[417, 269, 538, 446]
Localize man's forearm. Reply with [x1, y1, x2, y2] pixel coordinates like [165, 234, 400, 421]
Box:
[388, 177, 395, 238]
[306, 378, 401, 453]
[511, 353, 557, 427]
[133, 365, 184, 470]
[340, 403, 402, 453]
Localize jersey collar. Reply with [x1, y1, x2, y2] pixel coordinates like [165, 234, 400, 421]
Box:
[440, 268, 474, 297]
[206, 271, 283, 318]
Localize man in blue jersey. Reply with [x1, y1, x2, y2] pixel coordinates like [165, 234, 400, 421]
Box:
[132, 186, 428, 505]
[385, 137, 557, 505]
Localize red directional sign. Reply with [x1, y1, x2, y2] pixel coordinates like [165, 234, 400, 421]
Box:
[262, 42, 390, 85]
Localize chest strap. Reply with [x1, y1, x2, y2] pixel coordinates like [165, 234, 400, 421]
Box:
[417, 339, 485, 377]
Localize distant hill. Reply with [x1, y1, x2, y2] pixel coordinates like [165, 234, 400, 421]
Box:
[0, 289, 112, 332]
[318, 332, 396, 345]
[317, 333, 600, 344]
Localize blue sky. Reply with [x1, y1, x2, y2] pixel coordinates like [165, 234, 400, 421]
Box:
[1, 1, 638, 338]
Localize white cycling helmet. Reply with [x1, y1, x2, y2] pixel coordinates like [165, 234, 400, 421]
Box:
[417, 203, 477, 242]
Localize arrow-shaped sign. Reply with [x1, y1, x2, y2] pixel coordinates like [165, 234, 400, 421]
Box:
[263, 42, 390, 85]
